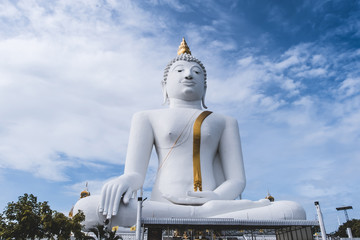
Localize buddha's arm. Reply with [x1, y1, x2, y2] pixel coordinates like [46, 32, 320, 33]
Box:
[99, 111, 154, 218]
[124, 111, 154, 186]
[215, 116, 246, 198]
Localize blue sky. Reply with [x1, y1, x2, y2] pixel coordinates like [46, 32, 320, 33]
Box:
[0, 0, 359, 233]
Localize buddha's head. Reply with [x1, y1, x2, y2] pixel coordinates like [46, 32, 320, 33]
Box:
[162, 38, 207, 108]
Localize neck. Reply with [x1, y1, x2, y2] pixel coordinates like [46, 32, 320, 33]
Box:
[169, 98, 202, 110]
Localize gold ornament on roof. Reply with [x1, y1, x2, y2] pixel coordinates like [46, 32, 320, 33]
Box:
[177, 37, 192, 55]
[69, 205, 74, 218]
[80, 182, 91, 199]
[265, 191, 275, 202]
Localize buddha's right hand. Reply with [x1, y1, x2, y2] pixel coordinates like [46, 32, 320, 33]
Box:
[99, 174, 136, 219]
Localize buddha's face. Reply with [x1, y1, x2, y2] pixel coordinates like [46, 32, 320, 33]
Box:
[166, 61, 206, 101]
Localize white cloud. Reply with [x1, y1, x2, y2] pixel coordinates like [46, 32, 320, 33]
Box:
[146, 0, 190, 12]
[296, 68, 327, 78]
[293, 96, 313, 108]
[311, 54, 326, 66]
[275, 55, 299, 70]
[267, 98, 315, 128]
[0, 0, 170, 181]
[281, 78, 301, 96]
[161, 0, 189, 12]
[0, 0, 20, 18]
[237, 56, 254, 67]
[338, 77, 360, 97]
[208, 39, 237, 51]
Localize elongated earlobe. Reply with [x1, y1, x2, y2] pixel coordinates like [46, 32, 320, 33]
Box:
[162, 81, 169, 105]
[202, 86, 208, 109]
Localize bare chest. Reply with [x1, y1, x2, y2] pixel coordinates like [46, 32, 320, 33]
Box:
[150, 111, 224, 149]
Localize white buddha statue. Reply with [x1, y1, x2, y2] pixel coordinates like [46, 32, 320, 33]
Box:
[74, 38, 306, 228]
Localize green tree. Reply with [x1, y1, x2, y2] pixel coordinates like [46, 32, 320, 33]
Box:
[333, 219, 360, 237]
[40, 200, 54, 239]
[71, 210, 87, 240]
[48, 210, 86, 240]
[0, 193, 87, 240]
[1, 193, 43, 239]
[52, 211, 73, 239]
[0, 214, 5, 236]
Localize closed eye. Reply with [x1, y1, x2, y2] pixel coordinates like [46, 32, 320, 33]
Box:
[177, 70, 183, 72]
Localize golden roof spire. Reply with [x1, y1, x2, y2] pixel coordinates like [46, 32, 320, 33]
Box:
[265, 190, 275, 202]
[177, 37, 192, 55]
[80, 182, 90, 199]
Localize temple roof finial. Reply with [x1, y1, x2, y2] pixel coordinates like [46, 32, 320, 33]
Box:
[177, 37, 192, 55]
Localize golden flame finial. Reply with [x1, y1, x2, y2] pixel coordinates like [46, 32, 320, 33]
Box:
[177, 37, 191, 55]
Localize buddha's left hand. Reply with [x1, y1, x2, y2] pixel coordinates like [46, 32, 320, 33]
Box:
[163, 191, 220, 205]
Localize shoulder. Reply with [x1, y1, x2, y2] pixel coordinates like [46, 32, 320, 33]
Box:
[131, 109, 168, 122]
[131, 110, 151, 124]
[209, 112, 239, 125]
[206, 112, 240, 134]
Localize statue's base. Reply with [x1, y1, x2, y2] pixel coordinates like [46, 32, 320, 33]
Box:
[141, 218, 319, 240]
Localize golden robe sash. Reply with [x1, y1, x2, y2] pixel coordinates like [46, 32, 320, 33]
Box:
[193, 111, 212, 191]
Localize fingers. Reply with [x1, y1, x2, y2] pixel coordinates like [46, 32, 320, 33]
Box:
[99, 176, 137, 217]
[112, 185, 130, 216]
[187, 191, 207, 198]
[99, 183, 109, 212]
[187, 190, 219, 200]
[163, 193, 208, 205]
[103, 184, 113, 216]
[123, 186, 133, 204]
[188, 197, 208, 205]
[100, 181, 134, 217]
[112, 185, 123, 216]
[107, 185, 118, 219]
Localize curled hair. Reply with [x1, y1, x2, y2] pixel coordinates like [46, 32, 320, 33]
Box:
[163, 53, 207, 87]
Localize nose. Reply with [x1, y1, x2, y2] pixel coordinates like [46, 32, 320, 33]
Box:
[185, 70, 193, 80]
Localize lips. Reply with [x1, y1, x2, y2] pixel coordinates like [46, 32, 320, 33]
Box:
[181, 80, 196, 86]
